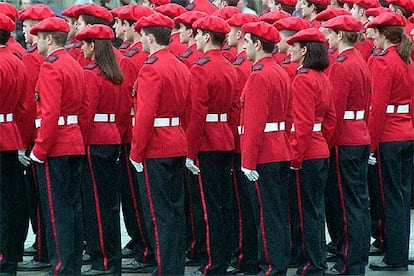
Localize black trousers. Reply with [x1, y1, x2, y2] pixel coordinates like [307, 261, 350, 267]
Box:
[82, 145, 121, 273]
[368, 162, 385, 250]
[326, 146, 370, 275]
[292, 158, 329, 276]
[137, 157, 187, 276]
[119, 144, 153, 263]
[377, 141, 413, 266]
[195, 151, 233, 275]
[247, 161, 290, 275]
[231, 154, 258, 273]
[35, 155, 83, 275]
[0, 151, 28, 273]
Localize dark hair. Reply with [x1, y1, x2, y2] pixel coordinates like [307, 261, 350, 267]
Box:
[81, 14, 109, 26]
[332, 29, 359, 44]
[251, 33, 275, 53]
[377, 25, 412, 64]
[299, 41, 329, 70]
[86, 39, 124, 84]
[171, 0, 189, 6]
[201, 30, 226, 45]
[142, 26, 172, 46]
[123, 19, 135, 27]
[391, 5, 411, 18]
[0, 30, 11, 45]
[223, 0, 238, 6]
[280, 29, 298, 38]
[40, 31, 68, 47]
[276, 2, 295, 14]
[306, 0, 327, 13]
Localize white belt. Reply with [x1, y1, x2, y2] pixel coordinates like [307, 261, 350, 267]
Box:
[131, 108, 135, 126]
[35, 115, 78, 128]
[0, 113, 13, 123]
[291, 123, 322, 132]
[130, 107, 135, 116]
[343, 110, 365, 120]
[386, 104, 409, 114]
[153, 117, 180, 127]
[206, 113, 227, 122]
[132, 118, 135, 127]
[94, 113, 115, 122]
[238, 121, 286, 135]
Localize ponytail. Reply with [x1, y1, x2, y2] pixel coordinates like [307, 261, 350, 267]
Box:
[397, 34, 412, 64]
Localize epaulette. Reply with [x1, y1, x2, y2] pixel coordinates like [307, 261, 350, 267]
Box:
[222, 45, 231, 51]
[195, 56, 210, 66]
[252, 63, 263, 71]
[84, 62, 98, 70]
[335, 55, 347, 63]
[13, 52, 23, 60]
[328, 48, 335, 54]
[272, 48, 278, 54]
[281, 58, 291, 65]
[233, 55, 245, 65]
[124, 47, 139, 57]
[179, 48, 193, 58]
[26, 44, 37, 53]
[65, 41, 81, 49]
[144, 55, 158, 64]
[34, 92, 40, 101]
[45, 54, 59, 63]
[297, 67, 309, 74]
[186, 3, 195, 10]
[119, 41, 132, 50]
[372, 49, 388, 57]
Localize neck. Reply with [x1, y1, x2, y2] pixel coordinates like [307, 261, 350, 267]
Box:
[46, 45, 63, 56]
[236, 41, 244, 54]
[337, 43, 353, 54]
[254, 51, 271, 63]
[187, 38, 196, 47]
[149, 44, 167, 55]
[203, 43, 220, 53]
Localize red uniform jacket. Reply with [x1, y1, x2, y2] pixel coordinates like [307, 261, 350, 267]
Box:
[328, 48, 371, 147]
[118, 42, 148, 143]
[368, 45, 414, 152]
[0, 46, 26, 151]
[169, 32, 187, 57]
[221, 43, 237, 62]
[66, 38, 82, 60]
[280, 55, 298, 83]
[179, 43, 203, 69]
[290, 67, 337, 168]
[272, 51, 286, 64]
[355, 38, 373, 62]
[240, 56, 292, 170]
[7, 36, 24, 59]
[118, 40, 133, 54]
[130, 48, 191, 162]
[186, 49, 237, 159]
[32, 48, 85, 160]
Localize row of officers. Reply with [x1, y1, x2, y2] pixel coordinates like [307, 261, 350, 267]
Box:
[1, 0, 414, 275]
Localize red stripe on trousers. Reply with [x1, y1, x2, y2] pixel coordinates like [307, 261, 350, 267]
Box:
[31, 163, 43, 261]
[376, 150, 386, 245]
[184, 170, 197, 258]
[232, 165, 244, 268]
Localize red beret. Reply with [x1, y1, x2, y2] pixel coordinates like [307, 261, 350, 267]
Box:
[75, 24, 114, 40]
[314, 8, 351, 21]
[242, 21, 281, 43]
[134, 13, 175, 32]
[227, 13, 259, 27]
[175, 11, 208, 26]
[366, 11, 406, 27]
[19, 4, 55, 21]
[61, 4, 83, 18]
[259, 10, 291, 24]
[410, 14, 414, 23]
[30, 17, 70, 35]
[386, 0, 414, 12]
[287, 28, 325, 44]
[212, 7, 241, 20]
[110, 6, 128, 18]
[322, 15, 363, 31]
[186, 0, 218, 15]
[151, 0, 170, 6]
[118, 5, 153, 21]
[354, 0, 380, 9]
[0, 2, 18, 21]
[72, 4, 113, 23]
[307, 0, 330, 6]
[192, 15, 230, 34]
[278, 0, 297, 6]
[365, 7, 392, 17]
[273, 17, 310, 31]
[155, 3, 187, 19]
[0, 13, 15, 32]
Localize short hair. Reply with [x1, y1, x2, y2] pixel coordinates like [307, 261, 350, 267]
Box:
[81, 14, 109, 26]
[299, 40, 329, 71]
[142, 26, 172, 46]
[223, 0, 238, 6]
[40, 31, 68, 47]
[122, 19, 135, 27]
[332, 29, 359, 44]
[0, 30, 11, 45]
[171, 0, 189, 7]
[201, 29, 226, 46]
[276, 2, 296, 14]
[250, 33, 275, 53]
[280, 29, 298, 38]
[305, 0, 328, 14]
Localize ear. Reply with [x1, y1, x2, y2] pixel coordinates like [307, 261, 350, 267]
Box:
[187, 28, 193, 37]
[46, 34, 53, 45]
[301, 45, 307, 57]
[90, 41, 95, 52]
[236, 30, 243, 40]
[254, 39, 262, 51]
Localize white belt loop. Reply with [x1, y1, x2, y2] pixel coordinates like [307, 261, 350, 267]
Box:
[94, 113, 116, 122]
[35, 115, 78, 128]
[386, 104, 410, 114]
[0, 113, 13, 123]
[264, 121, 286, 132]
[386, 105, 395, 113]
[131, 117, 135, 126]
[153, 117, 180, 127]
[130, 107, 135, 116]
[237, 125, 244, 135]
[206, 113, 228, 122]
[35, 118, 41, 128]
[290, 123, 321, 132]
[356, 110, 365, 120]
[343, 110, 365, 120]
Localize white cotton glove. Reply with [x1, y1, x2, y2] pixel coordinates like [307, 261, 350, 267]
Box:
[130, 158, 143, 173]
[29, 151, 44, 164]
[368, 153, 377, 166]
[185, 158, 200, 175]
[241, 167, 259, 182]
[18, 149, 31, 167]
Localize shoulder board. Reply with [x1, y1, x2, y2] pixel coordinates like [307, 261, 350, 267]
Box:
[179, 48, 193, 58]
[144, 55, 158, 64]
[272, 48, 278, 54]
[195, 56, 210, 66]
[124, 47, 139, 57]
[335, 55, 347, 63]
[119, 41, 132, 50]
[186, 3, 195, 10]
[252, 63, 263, 71]
[66, 41, 81, 49]
[233, 55, 245, 65]
[297, 67, 309, 74]
[13, 52, 23, 60]
[45, 54, 58, 63]
[26, 44, 37, 53]
[281, 58, 291, 65]
[84, 62, 98, 70]
[222, 45, 231, 51]
[372, 49, 388, 57]
[328, 48, 335, 54]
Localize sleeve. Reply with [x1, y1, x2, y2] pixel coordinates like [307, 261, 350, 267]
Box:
[116, 58, 135, 141]
[130, 65, 161, 162]
[322, 87, 337, 148]
[13, 60, 30, 148]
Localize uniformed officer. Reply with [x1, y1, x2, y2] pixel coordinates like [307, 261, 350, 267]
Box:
[287, 28, 337, 276]
[61, 4, 83, 60]
[240, 21, 293, 275]
[214, 7, 241, 62]
[111, 6, 133, 53]
[129, 13, 191, 276]
[0, 2, 25, 58]
[29, 17, 85, 275]
[300, 0, 330, 29]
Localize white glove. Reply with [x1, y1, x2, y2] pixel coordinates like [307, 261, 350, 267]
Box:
[241, 167, 259, 182]
[185, 158, 200, 175]
[18, 149, 31, 167]
[368, 153, 377, 165]
[29, 151, 44, 164]
[130, 158, 143, 173]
